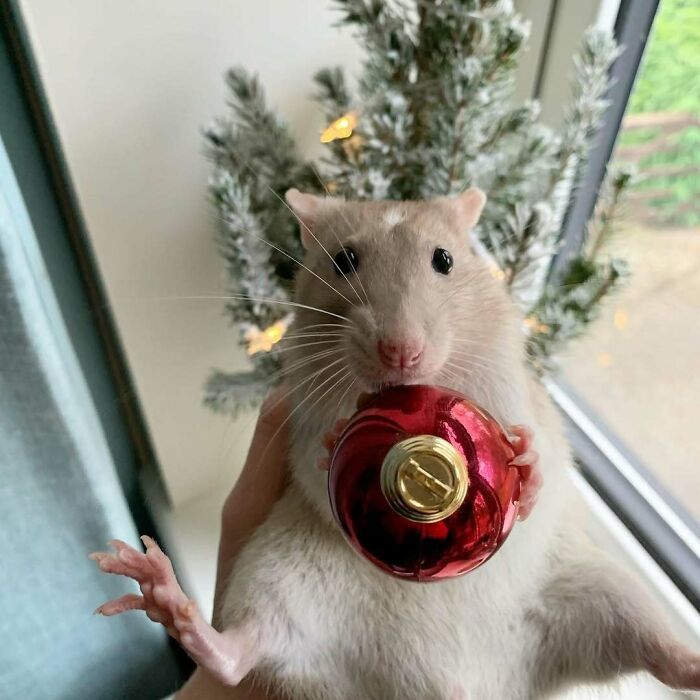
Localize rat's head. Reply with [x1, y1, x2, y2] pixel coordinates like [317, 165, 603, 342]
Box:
[284, 187, 516, 400]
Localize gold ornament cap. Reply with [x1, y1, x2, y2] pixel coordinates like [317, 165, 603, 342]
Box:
[380, 435, 469, 523]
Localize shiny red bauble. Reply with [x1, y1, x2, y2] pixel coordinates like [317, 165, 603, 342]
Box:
[328, 385, 521, 582]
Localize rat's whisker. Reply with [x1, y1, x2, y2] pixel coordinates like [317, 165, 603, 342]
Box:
[242, 162, 365, 307]
[447, 357, 501, 379]
[282, 331, 345, 343]
[452, 337, 497, 345]
[334, 375, 358, 414]
[437, 285, 470, 311]
[450, 350, 503, 373]
[444, 360, 477, 379]
[205, 294, 353, 323]
[297, 322, 354, 333]
[438, 365, 463, 386]
[216, 214, 356, 308]
[309, 163, 373, 310]
[256, 355, 347, 420]
[137, 293, 351, 323]
[294, 368, 353, 434]
[279, 349, 343, 377]
[274, 339, 341, 355]
[258, 362, 350, 463]
[448, 355, 497, 374]
[450, 349, 502, 368]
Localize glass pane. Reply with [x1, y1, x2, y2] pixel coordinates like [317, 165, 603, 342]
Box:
[561, 0, 700, 522]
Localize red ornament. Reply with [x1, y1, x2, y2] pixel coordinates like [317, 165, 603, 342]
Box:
[328, 385, 521, 582]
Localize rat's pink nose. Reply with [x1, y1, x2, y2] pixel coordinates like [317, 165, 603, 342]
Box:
[377, 338, 424, 369]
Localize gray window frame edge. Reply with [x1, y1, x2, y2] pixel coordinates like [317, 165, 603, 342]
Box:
[546, 0, 700, 612]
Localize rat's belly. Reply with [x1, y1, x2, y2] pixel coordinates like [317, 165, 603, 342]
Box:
[222, 486, 545, 700]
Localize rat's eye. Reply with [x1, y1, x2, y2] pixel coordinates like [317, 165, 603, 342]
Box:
[333, 247, 359, 276]
[432, 247, 453, 275]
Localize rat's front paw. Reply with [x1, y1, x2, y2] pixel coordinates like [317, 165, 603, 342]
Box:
[90, 536, 255, 685]
[507, 424, 542, 521]
[90, 536, 202, 637]
[317, 417, 350, 471]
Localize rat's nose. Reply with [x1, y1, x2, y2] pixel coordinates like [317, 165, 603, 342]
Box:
[377, 338, 424, 369]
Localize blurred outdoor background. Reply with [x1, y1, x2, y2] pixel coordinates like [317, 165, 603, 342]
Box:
[563, 0, 700, 521]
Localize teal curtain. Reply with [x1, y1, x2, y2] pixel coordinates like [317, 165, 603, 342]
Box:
[0, 136, 181, 699]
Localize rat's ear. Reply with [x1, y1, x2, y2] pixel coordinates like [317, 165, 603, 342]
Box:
[445, 187, 487, 232]
[285, 188, 324, 249]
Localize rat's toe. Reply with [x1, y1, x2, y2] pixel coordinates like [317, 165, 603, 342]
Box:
[95, 593, 145, 616]
[510, 449, 539, 468]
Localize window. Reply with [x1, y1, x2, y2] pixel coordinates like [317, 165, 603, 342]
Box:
[553, 0, 700, 607]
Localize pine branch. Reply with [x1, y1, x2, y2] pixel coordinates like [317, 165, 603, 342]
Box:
[586, 163, 635, 259]
[204, 368, 278, 417]
[313, 66, 352, 119]
[545, 29, 622, 236]
[526, 257, 628, 372]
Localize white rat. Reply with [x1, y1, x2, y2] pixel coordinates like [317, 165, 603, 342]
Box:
[92, 189, 700, 699]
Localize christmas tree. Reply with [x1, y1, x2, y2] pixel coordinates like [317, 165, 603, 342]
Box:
[204, 0, 629, 416]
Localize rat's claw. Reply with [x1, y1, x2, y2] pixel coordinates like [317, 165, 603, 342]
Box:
[508, 424, 533, 452]
[510, 450, 538, 468]
[505, 424, 542, 521]
[95, 593, 146, 616]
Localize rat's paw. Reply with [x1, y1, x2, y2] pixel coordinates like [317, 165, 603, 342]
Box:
[91, 536, 195, 634]
[507, 424, 542, 521]
[91, 536, 254, 685]
[317, 417, 350, 471]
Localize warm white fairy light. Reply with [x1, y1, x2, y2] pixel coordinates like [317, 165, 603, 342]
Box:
[320, 112, 358, 144]
[613, 308, 628, 330]
[597, 352, 614, 368]
[523, 315, 551, 334]
[246, 315, 292, 355]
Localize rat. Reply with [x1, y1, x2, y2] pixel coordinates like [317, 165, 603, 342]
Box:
[91, 188, 700, 699]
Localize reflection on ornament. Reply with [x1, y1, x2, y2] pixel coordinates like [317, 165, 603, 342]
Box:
[320, 112, 358, 143]
[597, 352, 614, 368]
[246, 316, 291, 355]
[613, 308, 628, 331]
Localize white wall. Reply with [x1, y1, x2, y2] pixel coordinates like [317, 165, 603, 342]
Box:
[19, 0, 613, 507]
[20, 0, 364, 506]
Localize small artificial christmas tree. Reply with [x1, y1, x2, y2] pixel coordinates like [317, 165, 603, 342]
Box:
[204, 0, 630, 416]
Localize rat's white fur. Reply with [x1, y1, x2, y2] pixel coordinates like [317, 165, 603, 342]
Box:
[220, 193, 700, 699]
[383, 207, 406, 228]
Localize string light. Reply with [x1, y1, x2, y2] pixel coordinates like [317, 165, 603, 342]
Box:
[613, 308, 628, 330]
[597, 352, 614, 368]
[523, 315, 550, 334]
[320, 112, 358, 143]
[489, 266, 506, 281]
[245, 316, 291, 355]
